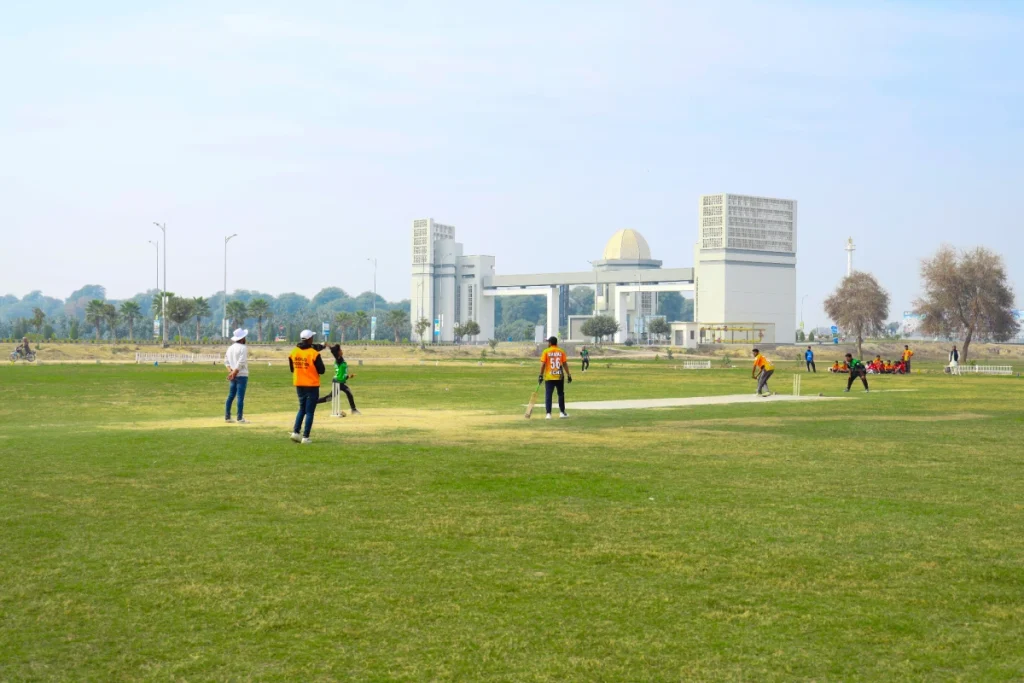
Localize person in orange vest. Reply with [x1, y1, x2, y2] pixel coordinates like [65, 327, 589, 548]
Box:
[289, 329, 326, 444]
[902, 345, 914, 374]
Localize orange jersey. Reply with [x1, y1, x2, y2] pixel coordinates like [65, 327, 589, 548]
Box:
[902, 348, 914, 361]
[289, 347, 322, 387]
[540, 347, 568, 380]
[753, 354, 774, 373]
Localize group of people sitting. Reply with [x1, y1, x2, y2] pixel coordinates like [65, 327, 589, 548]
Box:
[829, 355, 907, 375]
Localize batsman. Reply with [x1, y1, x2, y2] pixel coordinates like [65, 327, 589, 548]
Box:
[539, 336, 573, 419]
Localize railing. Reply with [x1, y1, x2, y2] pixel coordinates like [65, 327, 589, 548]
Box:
[136, 353, 223, 364]
[681, 360, 712, 370]
[956, 364, 1013, 375]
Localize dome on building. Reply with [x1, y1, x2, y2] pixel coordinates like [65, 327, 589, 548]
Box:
[602, 229, 652, 261]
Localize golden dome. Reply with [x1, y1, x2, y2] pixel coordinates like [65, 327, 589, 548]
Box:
[602, 229, 652, 261]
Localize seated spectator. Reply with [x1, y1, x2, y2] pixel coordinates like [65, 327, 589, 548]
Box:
[830, 360, 841, 373]
[840, 361, 850, 373]
[894, 360, 906, 374]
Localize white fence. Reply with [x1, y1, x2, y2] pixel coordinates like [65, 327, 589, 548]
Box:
[955, 364, 1013, 376]
[681, 360, 712, 370]
[136, 353, 223, 364]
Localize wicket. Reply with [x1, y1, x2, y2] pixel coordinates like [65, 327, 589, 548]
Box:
[331, 382, 345, 417]
[792, 374, 802, 396]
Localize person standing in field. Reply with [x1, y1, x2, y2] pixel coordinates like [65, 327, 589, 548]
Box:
[804, 345, 816, 373]
[948, 345, 960, 374]
[317, 345, 361, 416]
[844, 352, 870, 392]
[751, 348, 774, 397]
[539, 336, 572, 419]
[902, 345, 914, 374]
[580, 346, 590, 372]
[289, 329, 326, 444]
[224, 328, 249, 423]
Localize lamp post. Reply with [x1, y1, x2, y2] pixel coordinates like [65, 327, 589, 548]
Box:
[367, 257, 377, 340]
[147, 240, 159, 294]
[224, 234, 238, 337]
[152, 222, 167, 346]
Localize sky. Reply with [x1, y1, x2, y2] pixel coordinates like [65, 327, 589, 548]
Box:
[1, 0, 1022, 327]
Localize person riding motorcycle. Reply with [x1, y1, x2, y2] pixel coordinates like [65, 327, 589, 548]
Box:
[15, 337, 31, 358]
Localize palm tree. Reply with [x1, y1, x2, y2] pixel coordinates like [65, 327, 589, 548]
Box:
[225, 300, 248, 331]
[85, 299, 106, 342]
[385, 309, 409, 343]
[151, 291, 175, 325]
[334, 311, 353, 343]
[248, 298, 270, 342]
[192, 297, 211, 342]
[103, 303, 119, 342]
[120, 301, 141, 342]
[353, 311, 370, 341]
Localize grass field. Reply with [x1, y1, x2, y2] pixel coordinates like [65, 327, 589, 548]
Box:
[2, 361, 1023, 680]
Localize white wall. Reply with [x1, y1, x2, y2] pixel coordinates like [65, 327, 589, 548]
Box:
[696, 257, 796, 344]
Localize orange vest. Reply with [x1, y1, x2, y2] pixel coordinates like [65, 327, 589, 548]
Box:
[289, 347, 321, 387]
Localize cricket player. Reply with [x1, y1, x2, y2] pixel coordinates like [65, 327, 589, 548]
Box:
[844, 353, 869, 392]
[539, 336, 572, 419]
[902, 345, 914, 374]
[580, 347, 590, 372]
[317, 345, 361, 415]
[751, 348, 774, 397]
[289, 330, 326, 444]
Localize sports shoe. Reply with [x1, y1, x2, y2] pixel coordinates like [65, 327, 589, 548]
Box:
[290, 432, 301, 443]
[225, 417, 233, 423]
[559, 413, 569, 419]
[301, 437, 312, 445]
[843, 388, 850, 393]
[351, 409, 362, 416]
[236, 418, 249, 424]
[545, 414, 552, 420]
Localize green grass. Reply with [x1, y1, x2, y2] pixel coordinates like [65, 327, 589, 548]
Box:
[1, 362, 1023, 681]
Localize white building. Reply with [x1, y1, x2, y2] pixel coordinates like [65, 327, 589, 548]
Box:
[694, 193, 797, 344]
[411, 193, 798, 345]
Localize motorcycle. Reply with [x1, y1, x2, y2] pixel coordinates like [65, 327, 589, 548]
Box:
[9, 349, 36, 362]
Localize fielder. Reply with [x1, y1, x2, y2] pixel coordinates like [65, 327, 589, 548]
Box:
[751, 348, 774, 397]
[844, 353, 869, 393]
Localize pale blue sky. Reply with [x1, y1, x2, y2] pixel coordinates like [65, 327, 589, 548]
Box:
[1, 0, 1021, 327]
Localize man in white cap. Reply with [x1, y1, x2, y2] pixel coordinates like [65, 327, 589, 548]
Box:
[224, 328, 249, 423]
[288, 329, 326, 443]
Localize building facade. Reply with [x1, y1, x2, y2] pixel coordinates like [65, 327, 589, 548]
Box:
[694, 193, 797, 344]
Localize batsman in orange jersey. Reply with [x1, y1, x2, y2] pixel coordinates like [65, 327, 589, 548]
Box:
[538, 336, 573, 420]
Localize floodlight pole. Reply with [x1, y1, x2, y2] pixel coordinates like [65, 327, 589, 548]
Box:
[224, 234, 238, 337]
[368, 257, 377, 340]
[148, 240, 159, 294]
[152, 222, 167, 346]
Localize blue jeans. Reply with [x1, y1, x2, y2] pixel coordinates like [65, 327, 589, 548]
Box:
[293, 386, 319, 437]
[225, 376, 248, 419]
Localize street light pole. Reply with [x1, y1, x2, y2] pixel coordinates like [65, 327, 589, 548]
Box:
[148, 240, 159, 295]
[367, 257, 377, 340]
[152, 222, 167, 346]
[224, 234, 238, 337]
[801, 294, 808, 336]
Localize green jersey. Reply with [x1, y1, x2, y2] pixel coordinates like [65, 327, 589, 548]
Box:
[333, 360, 349, 383]
[848, 357, 863, 371]
[581, 349, 589, 359]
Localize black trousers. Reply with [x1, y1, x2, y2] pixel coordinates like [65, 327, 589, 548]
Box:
[806, 360, 816, 372]
[582, 358, 590, 371]
[544, 379, 565, 415]
[316, 379, 357, 410]
[847, 368, 869, 391]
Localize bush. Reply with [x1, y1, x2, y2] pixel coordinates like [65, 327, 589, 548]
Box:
[666, 348, 674, 360]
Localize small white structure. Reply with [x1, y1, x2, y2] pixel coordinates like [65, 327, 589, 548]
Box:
[845, 237, 856, 276]
[669, 321, 776, 349]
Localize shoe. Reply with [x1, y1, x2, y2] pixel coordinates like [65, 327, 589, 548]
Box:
[559, 413, 569, 419]
[225, 417, 233, 423]
[351, 409, 362, 416]
[545, 414, 552, 420]
[236, 418, 249, 424]
[301, 437, 313, 445]
[844, 389, 850, 393]
[865, 389, 870, 393]
[290, 432, 301, 443]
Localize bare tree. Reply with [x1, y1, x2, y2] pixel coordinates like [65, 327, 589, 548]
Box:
[823, 272, 890, 360]
[914, 245, 1018, 363]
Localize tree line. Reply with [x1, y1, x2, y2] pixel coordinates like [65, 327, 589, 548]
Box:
[824, 245, 1019, 362]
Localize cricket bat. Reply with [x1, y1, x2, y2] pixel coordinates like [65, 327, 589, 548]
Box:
[524, 381, 542, 419]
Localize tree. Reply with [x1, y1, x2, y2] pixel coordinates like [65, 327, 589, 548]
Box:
[414, 318, 431, 347]
[647, 318, 671, 342]
[334, 311, 353, 343]
[459, 320, 481, 342]
[914, 245, 1019, 363]
[225, 300, 248, 331]
[248, 298, 269, 342]
[120, 301, 141, 342]
[353, 311, 370, 340]
[167, 297, 196, 345]
[85, 299, 106, 341]
[823, 272, 890, 360]
[31, 307, 46, 332]
[192, 297, 211, 341]
[581, 315, 620, 343]
[151, 291, 174, 318]
[385, 309, 409, 343]
[103, 303, 119, 342]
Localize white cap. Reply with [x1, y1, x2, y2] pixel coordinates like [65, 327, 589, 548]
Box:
[299, 329, 315, 340]
[231, 328, 248, 342]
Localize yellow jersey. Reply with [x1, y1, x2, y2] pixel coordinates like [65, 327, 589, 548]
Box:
[753, 353, 774, 373]
[540, 346, 568, 380]
[902, 348, 914, 361]
[289, 347, 322, 387]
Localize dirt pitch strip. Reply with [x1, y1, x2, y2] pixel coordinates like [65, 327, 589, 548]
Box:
[564, 393, 846, 411]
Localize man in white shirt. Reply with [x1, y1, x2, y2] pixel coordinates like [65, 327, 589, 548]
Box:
[224, 328, 250, 423]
